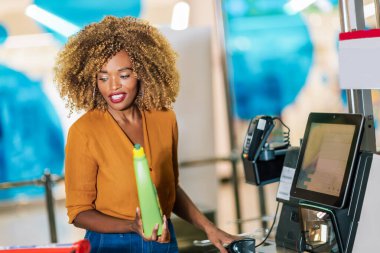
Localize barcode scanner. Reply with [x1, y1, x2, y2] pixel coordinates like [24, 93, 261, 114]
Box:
[226, 238, 255, 253]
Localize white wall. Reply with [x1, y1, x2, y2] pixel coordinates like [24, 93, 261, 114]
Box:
[161, 26, 218, 211]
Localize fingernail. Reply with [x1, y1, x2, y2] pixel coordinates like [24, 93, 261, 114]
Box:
[155, 223, 159, 229]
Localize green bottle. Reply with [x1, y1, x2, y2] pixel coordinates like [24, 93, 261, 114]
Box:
[133, 144, 163, 237]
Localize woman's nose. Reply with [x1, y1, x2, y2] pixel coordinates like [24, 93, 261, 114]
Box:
[110, 76, 122, 90]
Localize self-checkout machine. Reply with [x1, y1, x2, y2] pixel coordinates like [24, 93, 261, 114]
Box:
[242, 113, 373, 253]
[240, 1, 380, 253]
[337, 1, 380, 252]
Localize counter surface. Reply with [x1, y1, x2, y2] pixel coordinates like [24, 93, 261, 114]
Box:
[257, 241, 305, 253]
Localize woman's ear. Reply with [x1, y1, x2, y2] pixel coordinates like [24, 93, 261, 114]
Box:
[137, 79, 142, 90]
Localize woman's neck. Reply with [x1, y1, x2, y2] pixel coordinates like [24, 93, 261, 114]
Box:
[107, 105, 141, 124]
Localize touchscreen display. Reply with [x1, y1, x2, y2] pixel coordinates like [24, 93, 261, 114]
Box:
[296, 123, 355, 197]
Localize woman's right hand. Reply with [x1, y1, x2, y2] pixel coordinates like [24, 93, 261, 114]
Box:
[133, 207, 171, 243]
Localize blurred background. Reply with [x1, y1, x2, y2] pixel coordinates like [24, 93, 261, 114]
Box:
[0, 0, 379, 251]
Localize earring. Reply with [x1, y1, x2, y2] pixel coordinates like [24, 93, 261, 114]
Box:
[92, 86, 97, 101]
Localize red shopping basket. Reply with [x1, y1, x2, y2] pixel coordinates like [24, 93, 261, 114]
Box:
[0, 240, 90, 253]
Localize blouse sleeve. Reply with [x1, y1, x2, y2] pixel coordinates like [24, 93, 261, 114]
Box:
[64, 125, 98, 223]
[172, 112, 179, 187]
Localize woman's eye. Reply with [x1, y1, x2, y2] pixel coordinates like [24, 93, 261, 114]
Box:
[98, 77, 108, 82]
[120, 74, 130, 79]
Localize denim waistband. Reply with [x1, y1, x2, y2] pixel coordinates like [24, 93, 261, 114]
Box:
[84, 219, 178, 253]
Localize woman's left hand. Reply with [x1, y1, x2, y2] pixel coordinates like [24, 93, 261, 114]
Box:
[205, 225, 240, 253]
[134, 207, 171, 243]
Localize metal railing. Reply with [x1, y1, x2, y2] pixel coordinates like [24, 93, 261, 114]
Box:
[178, 151, 251, 233]
[0, 155, 243, 243]
[0, 170, 64, 243]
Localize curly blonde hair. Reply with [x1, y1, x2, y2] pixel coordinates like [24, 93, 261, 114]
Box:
[54, 16, 179, 112]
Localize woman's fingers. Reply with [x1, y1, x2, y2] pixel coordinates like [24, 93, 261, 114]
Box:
[150, 223, 159, 241]
[205, 226, 237, 252]
[136, 210, 170, 243]
[157, 215, 170, 243]
[160, 215, 168, 240]
[214, 240, 228, 253]
[133, 207, 144, 235]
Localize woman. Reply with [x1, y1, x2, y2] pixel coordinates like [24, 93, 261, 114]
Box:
[54, 16, 236, 253]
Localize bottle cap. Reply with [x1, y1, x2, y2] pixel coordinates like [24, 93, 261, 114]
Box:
[133, 144, 145, 158]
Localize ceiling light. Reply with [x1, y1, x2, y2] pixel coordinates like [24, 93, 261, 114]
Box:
[171, 1, 190, 30]
[284, 0, 317, 15]
[25, 4, 79, 38]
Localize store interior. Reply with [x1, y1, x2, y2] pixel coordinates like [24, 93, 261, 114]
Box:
[1, 0, 380, 252]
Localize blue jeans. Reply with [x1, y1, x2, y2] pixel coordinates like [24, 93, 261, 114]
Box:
[84, 220, 178, 253]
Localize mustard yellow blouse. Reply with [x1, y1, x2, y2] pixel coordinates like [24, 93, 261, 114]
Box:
[64, 109, 179, 223]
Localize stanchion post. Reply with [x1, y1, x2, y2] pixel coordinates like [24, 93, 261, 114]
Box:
[214, 0, 242, 234]
[44, 169, 58, 243]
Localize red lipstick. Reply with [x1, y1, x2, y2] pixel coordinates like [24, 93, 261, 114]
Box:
[109, 92, 127, 103]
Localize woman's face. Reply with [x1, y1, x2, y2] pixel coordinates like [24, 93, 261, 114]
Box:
[97, 50, 139, 112]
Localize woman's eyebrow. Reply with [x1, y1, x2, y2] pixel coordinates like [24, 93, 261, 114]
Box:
[98, 67, 132, 74]
[118, 67, 133, 72]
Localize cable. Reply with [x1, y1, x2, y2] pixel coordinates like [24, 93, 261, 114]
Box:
[273, 117, 290, 132]
[255, 201, 280, 248]
[252, 116, 287, 248]
[273, 117, 290, 146]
